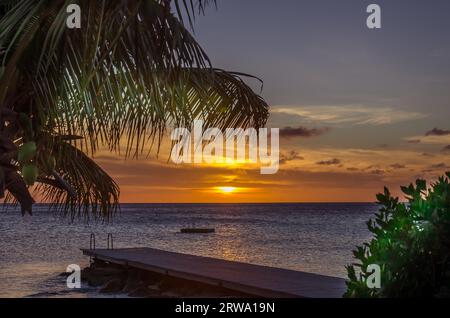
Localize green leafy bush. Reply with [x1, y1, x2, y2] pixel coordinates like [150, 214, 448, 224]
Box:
[345, 173, 450, 298]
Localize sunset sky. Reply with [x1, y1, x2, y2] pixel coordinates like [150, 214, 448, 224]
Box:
[96, 0, 450, 203]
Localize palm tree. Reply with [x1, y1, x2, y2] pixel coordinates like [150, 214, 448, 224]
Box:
[0, 0, 268, 220]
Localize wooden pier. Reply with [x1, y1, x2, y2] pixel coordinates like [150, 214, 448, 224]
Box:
[82, 247, 346, 298]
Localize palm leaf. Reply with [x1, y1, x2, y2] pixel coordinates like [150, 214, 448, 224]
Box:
[35, 139, 120, 222]
[0, 0, 269, 219]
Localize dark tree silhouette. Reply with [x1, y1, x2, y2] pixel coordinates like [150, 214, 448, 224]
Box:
[0, 0, 269, 220]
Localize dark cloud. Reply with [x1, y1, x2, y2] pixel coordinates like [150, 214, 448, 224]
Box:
[347, 167, 359, 172]
[442, 145, 450, 152]
[364, 165, 378, 171]
[370, 169, 385, 175]
[279, 150, 304, 165]
[280, 126, 330, 139]
[430, 163, 449, 169]
[407, 139, 421, 144]
[316, 158, 341, 166]
[390, 163, 406, 169]
[425, 128, 450, 136]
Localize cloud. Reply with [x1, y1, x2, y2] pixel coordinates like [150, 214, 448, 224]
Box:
[430, 163, 449, 169]
[404, 134, 450, 145]
[316, 158, 341, 165]
[442, 145, 450, 152]
[425, 128, 450, 136]
[390, 163, 406, 169]
[370, 169, 385, 175]
[94, 155, 123, 162]
[279, 151, 304, 165]
[279, 126, 330, 139]
[271, 105, 427, 126]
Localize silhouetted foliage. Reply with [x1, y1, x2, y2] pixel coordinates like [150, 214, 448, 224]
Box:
[0, 0, 268, 220]
[345, 172, 450, 298]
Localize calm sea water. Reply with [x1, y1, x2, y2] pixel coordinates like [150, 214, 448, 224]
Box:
[0, 203, 377, 298]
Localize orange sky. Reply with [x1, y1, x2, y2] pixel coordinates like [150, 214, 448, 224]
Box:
[8, 1, 449, 205]
[93, 1, 450, 204]
[92, 124, 449, 203]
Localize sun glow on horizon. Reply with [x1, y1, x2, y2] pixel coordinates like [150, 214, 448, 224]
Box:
[216, 186, 237, 194]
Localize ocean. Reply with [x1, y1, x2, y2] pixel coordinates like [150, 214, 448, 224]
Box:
[0, 203, 377, 298]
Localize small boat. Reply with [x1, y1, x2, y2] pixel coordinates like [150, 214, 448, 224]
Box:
[180, 228, 215, 234]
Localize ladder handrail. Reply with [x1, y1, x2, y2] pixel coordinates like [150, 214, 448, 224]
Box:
[89, 233, 96, 250]
[107, 233, 114, 250]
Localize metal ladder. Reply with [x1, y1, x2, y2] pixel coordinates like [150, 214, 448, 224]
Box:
[89, 233, 114, 250]
[89, 233, 96, 264]
[107, 233, 114, 250]
[89, 233, 114, 263]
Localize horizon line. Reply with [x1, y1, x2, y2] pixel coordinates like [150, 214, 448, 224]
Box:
[13, 201, 381, 205]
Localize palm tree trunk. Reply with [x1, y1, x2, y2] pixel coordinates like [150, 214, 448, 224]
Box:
[0, 108, 34, 214]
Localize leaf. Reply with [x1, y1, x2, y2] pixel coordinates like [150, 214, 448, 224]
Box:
[21, 163, 38, 186]
[33, 138, 120, 221]
[347, 173, 450, 297]
[17, 141, 36, 163]
[416, 179, 426, 192]
[401, 184, 415, 196]
[18, 112, 33, 138]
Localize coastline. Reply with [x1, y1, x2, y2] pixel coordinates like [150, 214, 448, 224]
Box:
[80, 247, 346, 298]
[0, 203, 374, 298]
[80, 261, 250, 298]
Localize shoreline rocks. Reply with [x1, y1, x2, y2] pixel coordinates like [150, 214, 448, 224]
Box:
[81, 259, 248, 298]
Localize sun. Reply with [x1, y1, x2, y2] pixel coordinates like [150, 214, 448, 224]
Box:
[217, 186, 237, 194]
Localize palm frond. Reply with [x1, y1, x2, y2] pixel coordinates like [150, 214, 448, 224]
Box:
[0, 0, 269, 219]
[34, 137, 120, 221]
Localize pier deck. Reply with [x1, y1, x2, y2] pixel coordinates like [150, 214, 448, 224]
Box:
[82, 247, 346, 298]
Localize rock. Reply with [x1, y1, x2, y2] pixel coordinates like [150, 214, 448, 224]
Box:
[87, 275, 110, 287]
[100, 278, 126, 293]
[122, 277, 141, 293]
[58, 272, 70, 277]
[147, 284, 160, 292]
[82, 266, 125, 287]
[159, 291, 179, 298]
[128, 286, 161, 298]
[140, 272, 162, 284]
[89, 267, 124, 277]
[158, 278, 177, 292]
[81, 267, 93, 281]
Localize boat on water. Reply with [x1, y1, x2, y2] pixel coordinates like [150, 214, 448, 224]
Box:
[180, 228, 215, 234]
